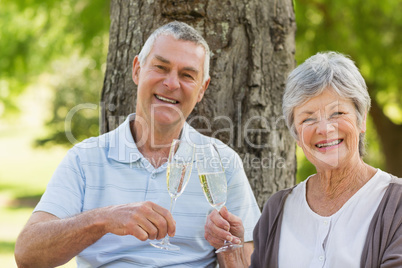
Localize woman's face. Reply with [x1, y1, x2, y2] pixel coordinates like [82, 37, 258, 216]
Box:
[293, 89, 366, 171]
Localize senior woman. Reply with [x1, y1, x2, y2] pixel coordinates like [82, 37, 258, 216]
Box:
[204, 52, 402, 267]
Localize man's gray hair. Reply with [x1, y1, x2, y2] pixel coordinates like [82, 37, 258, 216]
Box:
[138, 21, 210, 83]
[282, 51, 371, 156]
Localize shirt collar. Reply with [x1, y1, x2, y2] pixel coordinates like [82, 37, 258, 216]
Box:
[108, 114, 141, 163]
[107, 113, 202, 163]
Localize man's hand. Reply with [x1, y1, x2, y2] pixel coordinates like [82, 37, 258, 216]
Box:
[105, 201, 176, 241]
[204, 206, 244, 249]
[15, 201, 176, 268]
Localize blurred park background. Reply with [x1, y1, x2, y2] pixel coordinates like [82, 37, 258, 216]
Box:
[1, 0, 401, 266]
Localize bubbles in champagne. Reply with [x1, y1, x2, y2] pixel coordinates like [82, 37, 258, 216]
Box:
[198, 171, 227, 211]
[167, 162, 192, 198]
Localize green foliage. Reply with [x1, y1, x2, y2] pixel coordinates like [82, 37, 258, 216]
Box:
[294, 0, 402, 181]
[294, 0, 402, 115]
[0, 241, 14, 254]
[35, 54, 104, 147]
[0, 0, 109, 145]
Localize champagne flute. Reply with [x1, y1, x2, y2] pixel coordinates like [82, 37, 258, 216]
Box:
[150, 139, 194, 251]
[196, 142, 243, 253]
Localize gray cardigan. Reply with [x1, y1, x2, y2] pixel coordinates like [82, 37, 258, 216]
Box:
[250, 175, 402, 268]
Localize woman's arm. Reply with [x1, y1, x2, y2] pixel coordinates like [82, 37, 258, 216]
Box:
[204, 206, 249, 267]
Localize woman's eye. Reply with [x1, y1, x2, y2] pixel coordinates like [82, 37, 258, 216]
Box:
[302, 118, 314, 124]
[331, 112, 344, 117]
[156, 65, 166, 70]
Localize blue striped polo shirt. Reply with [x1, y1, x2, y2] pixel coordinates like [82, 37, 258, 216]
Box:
[34, 113, 261, 267]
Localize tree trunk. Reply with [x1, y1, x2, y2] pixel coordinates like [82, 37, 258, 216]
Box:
[370, 97, 402, 177]
[101, 0, 297, 209]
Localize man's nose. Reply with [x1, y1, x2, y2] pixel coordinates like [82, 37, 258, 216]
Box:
[163, 72, 180, 90]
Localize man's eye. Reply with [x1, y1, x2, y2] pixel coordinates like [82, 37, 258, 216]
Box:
[183, 74, 194, 79]
[156, 65, 166, 70]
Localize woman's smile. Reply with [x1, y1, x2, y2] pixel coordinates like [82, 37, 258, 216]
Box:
[315, 139, 343, 151]
[294, 89, 363, 169]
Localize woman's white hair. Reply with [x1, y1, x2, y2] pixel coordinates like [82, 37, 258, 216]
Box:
[138, 21, 210, 84]
[282, 51, 371, 156]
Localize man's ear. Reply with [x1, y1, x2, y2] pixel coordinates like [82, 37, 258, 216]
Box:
[132, 56, 140, 85]
[197, 77, 211, 103]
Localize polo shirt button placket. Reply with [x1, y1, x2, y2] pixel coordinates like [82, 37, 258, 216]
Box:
[319, 255, 324, 261]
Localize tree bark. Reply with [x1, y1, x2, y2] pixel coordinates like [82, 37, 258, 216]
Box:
[369, 97, 402, 177]
[101, 0, 297, 209]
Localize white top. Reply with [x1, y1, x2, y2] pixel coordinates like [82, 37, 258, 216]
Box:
[278, 169, 391, 268]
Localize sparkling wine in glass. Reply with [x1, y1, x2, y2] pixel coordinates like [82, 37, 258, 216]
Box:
[197, 142, 243, 253]
[150, 139, 194, 251]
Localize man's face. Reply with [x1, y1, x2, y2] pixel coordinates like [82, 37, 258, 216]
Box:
[132, 35, 210, 129]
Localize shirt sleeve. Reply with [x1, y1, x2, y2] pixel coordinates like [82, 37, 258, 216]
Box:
[225, 152, 261, 243]
[33, 146, 86, 219]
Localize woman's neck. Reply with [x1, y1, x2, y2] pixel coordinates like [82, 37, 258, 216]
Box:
[317, 162, 368, 197]
[307, 160, 377, 216]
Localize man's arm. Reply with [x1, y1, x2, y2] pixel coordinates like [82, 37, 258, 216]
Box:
[15, 201, 175, 268]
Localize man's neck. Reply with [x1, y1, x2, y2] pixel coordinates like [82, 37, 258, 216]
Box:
[130, 119, 184, 168]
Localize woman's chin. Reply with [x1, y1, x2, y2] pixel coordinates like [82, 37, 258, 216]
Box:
[310, 150, 349, 170]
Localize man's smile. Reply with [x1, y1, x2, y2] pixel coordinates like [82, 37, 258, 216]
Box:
[155, 94, 179, 104]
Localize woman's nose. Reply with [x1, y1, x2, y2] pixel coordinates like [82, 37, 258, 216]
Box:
[316, 118, 336, 135]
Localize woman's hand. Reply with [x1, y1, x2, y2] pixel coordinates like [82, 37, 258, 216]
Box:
[204, 206, 244, 249]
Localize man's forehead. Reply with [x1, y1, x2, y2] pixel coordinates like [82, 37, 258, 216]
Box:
[149, 36, 205, 70]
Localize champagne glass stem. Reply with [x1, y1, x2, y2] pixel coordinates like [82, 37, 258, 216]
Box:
[160, 196, 177, 244]
[169, 196, 177, 214]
